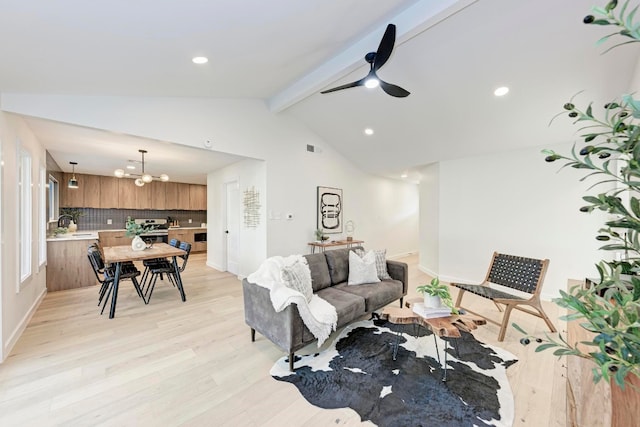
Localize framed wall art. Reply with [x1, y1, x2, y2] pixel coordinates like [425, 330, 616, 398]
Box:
[317, 186, 343, 234]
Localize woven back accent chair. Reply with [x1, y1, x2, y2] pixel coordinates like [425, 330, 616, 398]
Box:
[452, 252, 556, 341]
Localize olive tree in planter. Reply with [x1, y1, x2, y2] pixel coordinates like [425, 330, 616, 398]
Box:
[516, 0, 640, 391]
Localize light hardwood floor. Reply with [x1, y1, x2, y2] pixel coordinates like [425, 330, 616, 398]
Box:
[0, 253, 566, 426]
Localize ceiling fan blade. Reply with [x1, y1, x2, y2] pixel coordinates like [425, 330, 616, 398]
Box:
[379, 80, 410, 98]
[320, 78, 365, 94]
[373, 24, 396, 72]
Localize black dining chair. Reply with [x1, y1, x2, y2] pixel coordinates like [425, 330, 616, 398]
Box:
[87, 244, 144, 314]
[143, 241, 191, 303]
[140, 238, 180, 291]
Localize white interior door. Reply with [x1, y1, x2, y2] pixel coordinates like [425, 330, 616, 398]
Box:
[225, 180, 240, 275]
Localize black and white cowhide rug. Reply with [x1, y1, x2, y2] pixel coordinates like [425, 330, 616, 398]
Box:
[271, 319, 517, 427]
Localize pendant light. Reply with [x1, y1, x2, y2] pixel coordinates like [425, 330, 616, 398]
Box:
[114, 149, 169, 186]
[68, 161, 79, 189]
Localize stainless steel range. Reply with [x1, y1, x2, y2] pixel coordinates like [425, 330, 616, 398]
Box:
[134, 218, 169, 244]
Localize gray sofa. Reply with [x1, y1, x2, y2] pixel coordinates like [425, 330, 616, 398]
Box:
[242, 247, 408, 370]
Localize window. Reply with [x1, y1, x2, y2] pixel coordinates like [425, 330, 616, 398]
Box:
[47, 174, 59, 222]
[19, 145, 32, 285]
[39, 166, 47, 267]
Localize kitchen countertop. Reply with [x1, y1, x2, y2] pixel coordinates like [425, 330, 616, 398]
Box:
[168, 226, 207, 231]
[47, 231, 99, 242]
[46, 227, 207, 242]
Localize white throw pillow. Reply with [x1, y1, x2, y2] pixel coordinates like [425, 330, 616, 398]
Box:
[355, 248, 392, 281]
[348, 250, 380, 285]
[281, 258, 313, 302]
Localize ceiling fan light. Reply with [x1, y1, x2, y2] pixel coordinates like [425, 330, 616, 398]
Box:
[135, 178, 145, 187]
[114, 169, 125, 178]
[364, 78, 380, 89]
[142, 174, 153, 183]
[159, 174, 169, 182]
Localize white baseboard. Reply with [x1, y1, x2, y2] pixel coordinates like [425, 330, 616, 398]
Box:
[3, 287, 47, 363]
[417, 264, 438, 278]
[416, 264, 474, 285]
[388, 251, 416, 260]
[206, 260, 224, 271]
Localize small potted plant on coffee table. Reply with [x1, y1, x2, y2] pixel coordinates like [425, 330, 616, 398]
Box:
[416, 277, 459, 314]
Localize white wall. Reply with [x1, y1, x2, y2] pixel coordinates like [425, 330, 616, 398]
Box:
[418, 162, 439, 276]
[208, 158, 267, 278]
[1, 94, 420, 277]
[420, 142, 606, 300]
[0, 112, 48, 361]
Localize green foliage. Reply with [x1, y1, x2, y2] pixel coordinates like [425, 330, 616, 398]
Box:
[125, 216, 157, 238]
[59, 208, 84, 223]
[314, 229, 329, 241]
[524, 0, 640, 388]
[53, 227, 68, 236]
[416, 278, 459, 314]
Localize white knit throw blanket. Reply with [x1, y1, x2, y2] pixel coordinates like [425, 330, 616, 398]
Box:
[247, 255, 337, 347]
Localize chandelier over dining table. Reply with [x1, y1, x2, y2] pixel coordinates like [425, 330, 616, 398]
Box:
[114, 149, 169, 187]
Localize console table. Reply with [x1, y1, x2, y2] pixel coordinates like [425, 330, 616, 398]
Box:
[308, 239, 364, 253]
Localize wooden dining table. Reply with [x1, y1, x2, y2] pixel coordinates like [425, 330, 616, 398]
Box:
[102, 242, 187, 319]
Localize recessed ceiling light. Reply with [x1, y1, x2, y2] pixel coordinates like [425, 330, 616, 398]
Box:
[192, 56, 208, 64]
[494, 86, 509, 97]
[401, 173, 408, 179]
[364, 128, 374, 136]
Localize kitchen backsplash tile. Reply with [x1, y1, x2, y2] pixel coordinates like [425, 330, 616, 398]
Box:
[67, 209, 207, 231]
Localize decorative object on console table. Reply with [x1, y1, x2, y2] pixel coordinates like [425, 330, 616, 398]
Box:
[307, 239, 364, 254]
[317, 186, 342, 234]
[345, 220, 355, 241]
[314, 228, 329, 242]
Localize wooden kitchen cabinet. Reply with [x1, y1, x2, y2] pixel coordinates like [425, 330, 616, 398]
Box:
[151, 181, 166, 210]
[118, 179, 136, 209]
[168, 228, 206, 253]
[192, 228, 207, 253]
[165, 182, 179, 210]
[137, 182, 152, 209]
[177, 183, 191, 209]
[98, 230, 128, 248]
[118, 178, 152, 209]
[47, 238, 98, 291]
[60, 173, 206, 211]
[169, 228, 192, 246]
[100, 176, 119, 208]
[83, 174, 101, 208]
[189, 184, 207, 210]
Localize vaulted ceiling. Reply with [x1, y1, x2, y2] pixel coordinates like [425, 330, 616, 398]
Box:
[1, 0, 638, 184]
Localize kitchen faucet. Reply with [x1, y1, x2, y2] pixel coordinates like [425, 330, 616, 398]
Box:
[57, 214, 73, 228]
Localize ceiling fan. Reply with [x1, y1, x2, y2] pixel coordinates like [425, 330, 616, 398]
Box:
[321, 23, 410, 98]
